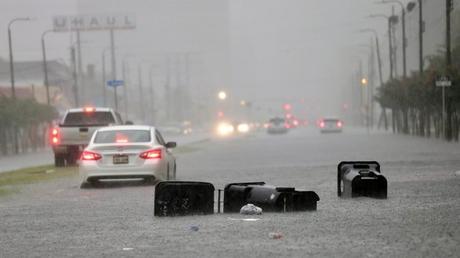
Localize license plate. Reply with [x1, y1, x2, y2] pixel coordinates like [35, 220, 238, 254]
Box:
[113, 155, 129, 164]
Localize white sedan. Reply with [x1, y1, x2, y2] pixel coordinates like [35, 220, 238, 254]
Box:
[79, 125, 177, 188]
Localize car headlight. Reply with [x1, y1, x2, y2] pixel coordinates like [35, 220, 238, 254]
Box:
[237, 123, 250, 133]
[217, 122, 234, 136]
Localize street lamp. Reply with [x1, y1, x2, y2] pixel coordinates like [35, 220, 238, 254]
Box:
[41, 29, 53, 105]
[378, 0, 408, 78]
[218, 90, 227, 100]
[8, 17, 32, 99]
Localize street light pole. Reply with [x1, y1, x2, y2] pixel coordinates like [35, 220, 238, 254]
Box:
[109, 29, 118, 111]
[368, 14, 396, 80]
[417, 0, 424, 74]
[137, 64, 145, 122]
[41, 30, 53, 105]
[359, 29, 383, 86]
[380, 0, 407, 78]
[8, 17, 31, 100]
[101, 48, 111, 106]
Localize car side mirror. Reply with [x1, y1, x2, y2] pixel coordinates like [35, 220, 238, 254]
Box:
[165, 142, 177, 148]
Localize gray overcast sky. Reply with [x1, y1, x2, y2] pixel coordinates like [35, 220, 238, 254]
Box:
[0, 0, 395, 115]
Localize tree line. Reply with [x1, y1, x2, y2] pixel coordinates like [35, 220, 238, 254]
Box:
[376, 41, 460, 142]
[0, 97, 57, 155]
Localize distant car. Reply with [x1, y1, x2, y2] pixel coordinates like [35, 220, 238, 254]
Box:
[79, 125, 177, 188]
[319, 118, 343, 133]
[266, 117, 288, 134]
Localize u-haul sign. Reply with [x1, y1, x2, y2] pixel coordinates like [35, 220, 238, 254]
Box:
[53, 14, 136, 32]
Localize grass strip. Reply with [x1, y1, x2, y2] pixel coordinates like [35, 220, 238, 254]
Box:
[0, 165, 77, 197]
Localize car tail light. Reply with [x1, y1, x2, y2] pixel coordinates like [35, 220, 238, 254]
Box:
[81, 151, 102, 161]
[337, 121, 343, 128]
[84, 106, 95, 113]
[50, 127, 60, 145]
[140, 149, 162, 159]
[319, 121, 325, 128]
[284, 123, 291, 129]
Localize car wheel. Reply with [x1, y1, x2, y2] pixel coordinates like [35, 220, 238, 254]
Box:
[54, 155, 65, 167]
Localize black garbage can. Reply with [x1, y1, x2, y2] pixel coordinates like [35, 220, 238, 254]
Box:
[223, 182, 319, 213]
[154, 181, 215, 216]
[337, 161, 387, 199]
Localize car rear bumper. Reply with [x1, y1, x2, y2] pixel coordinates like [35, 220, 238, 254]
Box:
[79, 163, 164, 182]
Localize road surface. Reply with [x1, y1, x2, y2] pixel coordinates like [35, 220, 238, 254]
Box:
[0, 128, 459, 257]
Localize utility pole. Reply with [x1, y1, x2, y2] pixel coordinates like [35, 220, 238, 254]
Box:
[41, 30, 52, 105]
[401, 5, 407, 78]
[76, 30, 84, 102]
[165, 56, 172, 122]
[369, 38, 376, 129]
[71, 46, 79, 107]
[110, 29, 118, 111]
[445, 0, 453, 140]
[446, 0, 452, 67]
[122, 61, 129, 119]
[388, 17, 394, 80]
[149, 65, 155, 123]
[138, 64, 145, 122]
[391, 7, 398, 78]
[419, 0, 424, 74]
[101, 50, 107, 106]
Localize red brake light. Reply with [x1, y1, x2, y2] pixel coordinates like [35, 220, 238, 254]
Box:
[84, 107, 95, 113]
[50, 127, 60, 145]
[139, 149, 162, 159]
[81, 151, 102, 161]
[319, 121, 325, 128]
[337, 121, 343, 128]
[284, 123, 291, 129]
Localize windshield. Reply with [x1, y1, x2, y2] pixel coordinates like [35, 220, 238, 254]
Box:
[63, 111, 115, 126]
[94, 130, 151, 143]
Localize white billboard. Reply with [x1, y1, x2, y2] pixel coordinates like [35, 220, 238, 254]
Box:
[53, 14, 136, 32]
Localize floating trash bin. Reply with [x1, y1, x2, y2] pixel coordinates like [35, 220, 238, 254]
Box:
[223, 182, 319, 213]
[337, 161, 387, 199]
[154, 181, 215, 216]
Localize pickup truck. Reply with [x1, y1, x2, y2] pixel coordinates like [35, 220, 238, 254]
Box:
[50, 107, 124, 166]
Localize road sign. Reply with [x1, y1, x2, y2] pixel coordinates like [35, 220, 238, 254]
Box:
[435, 76, 452, 138]
[53, 14, 136, 32]
[107, 80, 124, 87]
[435, 76, 452, 87]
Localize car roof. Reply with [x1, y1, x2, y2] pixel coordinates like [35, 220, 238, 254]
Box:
[97, 125, 154, 132]
[67, 107, 113, 113]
